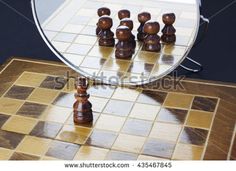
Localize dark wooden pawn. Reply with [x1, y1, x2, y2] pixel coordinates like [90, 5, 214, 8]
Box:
[98, 16, 115, 47]
[118, 9, 130, 20]
[115, 26, 133, 59]
[96, 7, 111, 35]
[161, 13, 176, 44]
[120, 18, 136, 51]
[73, 77, 93, 124]
[143, 21, 161, 52]
[137, 12, 151, 41]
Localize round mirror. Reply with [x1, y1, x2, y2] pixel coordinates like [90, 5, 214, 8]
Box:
[32, 0, 199, 85]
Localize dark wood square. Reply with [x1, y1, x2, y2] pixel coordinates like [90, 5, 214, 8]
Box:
[192, 96, 218, 112]
[142, 138, 176, 159]
[137, 90, 167, 105]
[0, 114, 10, 127]
[157, 107, 188, 124]
[106, 150, 138, 160]
[86, 129, 117, 149]
[4, 85, 34, 100]
[40, 76, 67, 90]
[16, 102, 48, 118]
[121, 118, 152, 136]
[10, 152, 40, 160]
[180, 127, 209, 146]
[46, 140, 80, 160]
[30, 121, 63, 139]
[0, 130, 25, 149]
[103, 99, 133, 116]
[53, 92, 75, 108]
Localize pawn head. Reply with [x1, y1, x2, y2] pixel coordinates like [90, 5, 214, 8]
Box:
[118, 9, 131, 20]
[144, 21, 160, 34]
[97, 7, 111, 17]
[138, 12, 151, 23]
[120, 18, 134, 31]
[98, 16, 113, 30]
[116, 26, 131, 41]
[162, 13, 176, 25]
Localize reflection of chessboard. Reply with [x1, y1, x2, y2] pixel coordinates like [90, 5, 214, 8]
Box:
[40, 0, 198, 82]
[1, 58, 235, 160]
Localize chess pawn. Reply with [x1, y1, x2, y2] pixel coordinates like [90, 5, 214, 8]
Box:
[120, 18, 136, 50]
[161, 13, 176, 44]
[98, 16, 115, 47]
[115, 26, 133, 59]
[143, 21, 161, 52]
[73, 77, 93, 124]
[118, 9, 130, 20]
[96, 7, 111, 35]
[137, 12, 151, 41]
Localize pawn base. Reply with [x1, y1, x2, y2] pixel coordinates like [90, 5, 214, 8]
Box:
[161, 34, 176, 44]
[115, 49, 133, 59]
[143, 44, 161, 53]
[74, 111, 93, 124]
[99, 38, 115, 47]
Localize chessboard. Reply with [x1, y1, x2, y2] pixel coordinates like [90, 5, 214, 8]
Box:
[35, 0, 199, 83]
[0, 58, 235, 160]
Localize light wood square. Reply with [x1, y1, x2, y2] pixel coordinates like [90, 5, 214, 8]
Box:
[187, 110, 213, 129]
[15, 72, 46, 87]
[130, 103, 161, 121]
[173, 143, 203, 160]
[150, 122, 183, 142]
[164, 93, 193, 109]
[112, 87, 141, 102]
[95, 114, 125, 132]
[2, 115, 37, 134]
[75, 35, 98, 45]
[89, 96, 109, 113]
[28, 88, 59, 104]
[112, 134, 146, 153]
[74, 146, 109, 160]
[0, 148, 14, 160]
[16, 136, 51, 156]
[56, 125, 92, 144]
[40, 106, 72, 123]
[0, 98, 24, 115]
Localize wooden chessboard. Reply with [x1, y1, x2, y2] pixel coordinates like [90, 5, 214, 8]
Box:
[37, 0, 199, 83]
[0, 58, 235, 160]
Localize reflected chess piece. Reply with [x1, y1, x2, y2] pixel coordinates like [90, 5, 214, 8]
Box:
[115, 26, 133, 59]
[118, 9, 130, 20]
[120, 18, 136, 51]
[161, 13, 176, 44]
[99, 46, 114, 58]
[143, 21, 161, 52]
[98, 16, 115, 47]
[73, 77, 93, 124]
[137, 12, 151, 41]
[96, 7, 111, 35]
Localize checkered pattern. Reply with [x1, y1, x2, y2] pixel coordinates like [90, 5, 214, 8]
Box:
[0, 71, 219, 160]
[39, 0, 198, 83]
